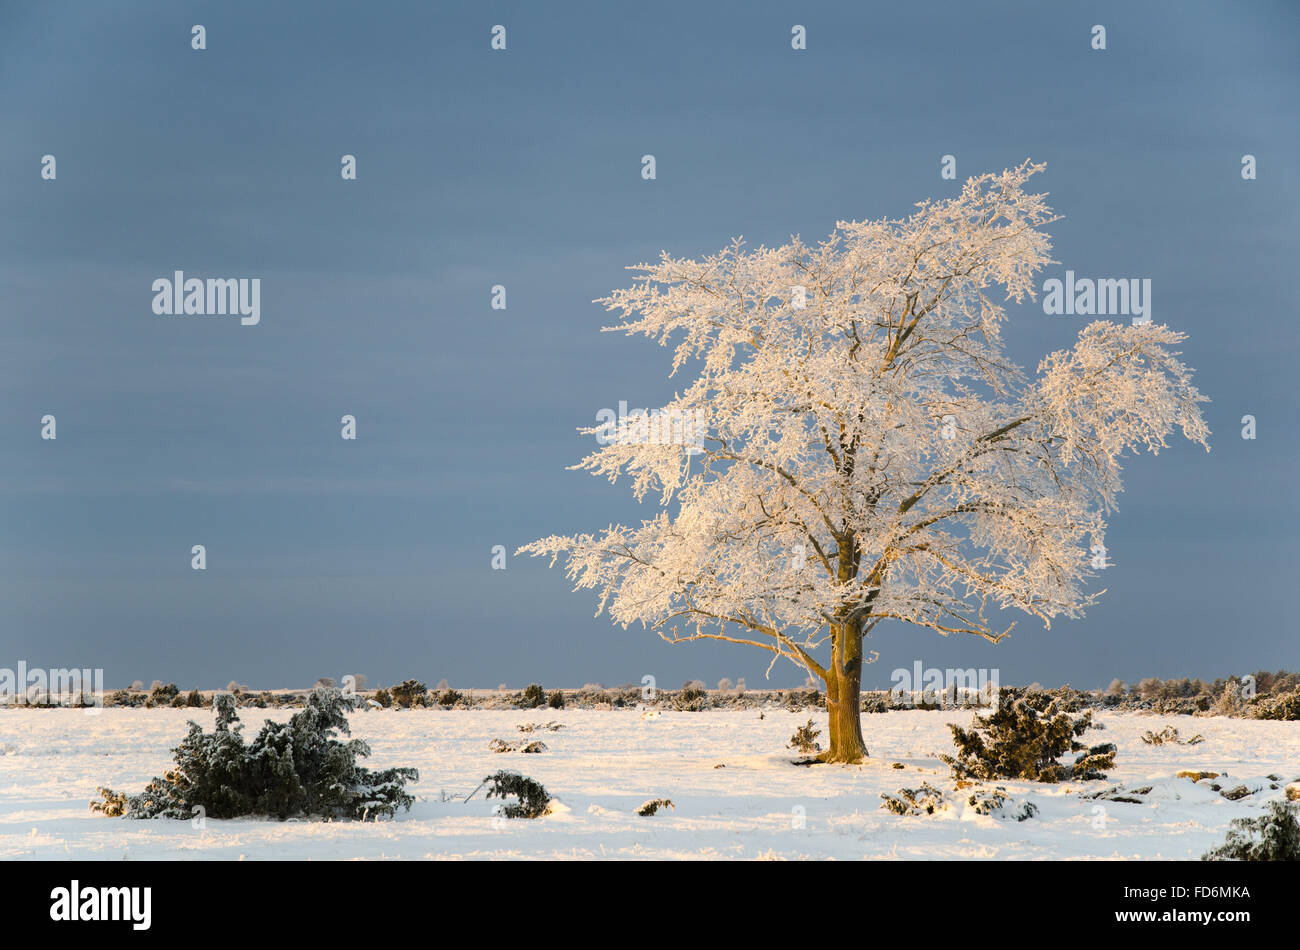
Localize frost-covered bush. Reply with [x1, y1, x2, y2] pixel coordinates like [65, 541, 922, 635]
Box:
[520, 684, 546, 709]
[574, 685, 610, 706]
[860, 693, 890, 714]
[147, 682, 179, 708]
[488, 738, 547, 754]
[788, 718, 822, 754]
[1203, 801, 1300, 861]
[939, 687, 1115, 783]
[1141, 725, 1203, 746]
[637, 798, 674, 816]
[547, 689, 565, 709]
[966, 786, 1037, 821]
[484, 771, 550, 818]
[672, 684, 709, 711]
[783, 688, 823, 710]
[90, 689, 417, 821]
[185, 689, 202, 708]
[389, 679, 427, 709]
[437, 688, 463, 707]
[1252, 688, 1300, 721]
[880, 783, 948, 816]
[516, 721, 564, 734]
[373, 687, 392, 708]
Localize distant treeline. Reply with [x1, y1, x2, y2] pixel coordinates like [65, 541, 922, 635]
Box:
[9, 671, 1297, 722]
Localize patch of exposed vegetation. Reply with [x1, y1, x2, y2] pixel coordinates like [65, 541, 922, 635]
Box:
[880, 782, 948, 816]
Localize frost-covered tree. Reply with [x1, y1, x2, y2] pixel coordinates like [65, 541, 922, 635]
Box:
[521, 162, 1209, 762]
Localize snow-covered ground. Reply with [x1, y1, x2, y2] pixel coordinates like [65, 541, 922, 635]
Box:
[1, 706, 1296, 860]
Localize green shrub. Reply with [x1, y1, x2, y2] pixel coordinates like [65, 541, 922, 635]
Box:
[148, 682, 180, 707]
[484, 771, 550, 818]
[1203, 802, 1300, 861]
[939, 687, 1115, 783]
[788, 718, 822, 754]
[90, 689, 417, 821]
[520, 684, 546, 709]
[881, 783, 947, 816]
[547, 690, 565, 709]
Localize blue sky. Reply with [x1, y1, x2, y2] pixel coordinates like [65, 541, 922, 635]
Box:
[1, 0, 1297, 690]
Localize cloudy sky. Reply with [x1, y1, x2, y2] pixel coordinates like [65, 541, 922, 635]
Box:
[1, 1, 1296, 690]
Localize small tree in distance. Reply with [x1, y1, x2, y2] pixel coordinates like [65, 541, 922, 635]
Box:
[521, 162, 1209, 762]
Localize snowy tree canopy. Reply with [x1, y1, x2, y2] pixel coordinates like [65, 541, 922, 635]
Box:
[521, 161, 1209, 691]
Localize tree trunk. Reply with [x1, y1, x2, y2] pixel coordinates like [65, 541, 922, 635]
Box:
[820, 622, 868, 763]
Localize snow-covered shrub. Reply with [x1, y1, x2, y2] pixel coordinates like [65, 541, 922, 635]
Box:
[940, 687, 1115, 783]
[637, 798, 674, 816]
[574, 684, 609, 704]
[1210, 678, 1249, 717]
[90, 788, 129, 817]
[520, 684, 546, 709]
[1141, 725, 1203, 746]
[1253, 688, 1300, 721]
[484, 771, 550, 818]
[147, 682, 179, 708]
[389, 679, 427, 709]
[488, 738, 547, 754]
[373, 687, 392, 708]
[880, 783, 947, 816]
[966, 786, 1037, 821]
[185, 689, 202, 708]
[90, 690, 417, 821]
[788, 718, 822, 754]
[437, 688, 463, 707]
[860, 693, 890, 714]
[547, 690, 565, 709]
[1203, 801, 1300, 861]
[672, 684, 709, 711]
[516, 721, 564, 734]
[610, 685, 641, 707]
[783, 688, 823, 710]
